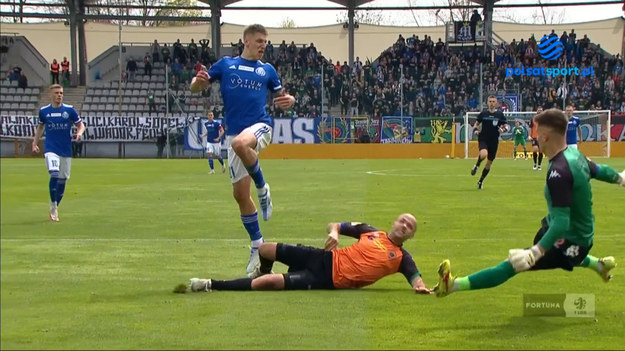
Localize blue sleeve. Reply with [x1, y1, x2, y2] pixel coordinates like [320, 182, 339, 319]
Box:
[38, 109, 45, 124]
[207, 59, 224, 81]
[72, 107, 81, 124]
[339, 222, 377, 238]
[267, 65, 282, 93]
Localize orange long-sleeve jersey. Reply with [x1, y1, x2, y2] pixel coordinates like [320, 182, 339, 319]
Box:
[530, 116, 538, 139]
[331, 222, 421, 289]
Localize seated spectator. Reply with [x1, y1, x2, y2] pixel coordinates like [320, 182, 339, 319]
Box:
[8, 64, 21, 82]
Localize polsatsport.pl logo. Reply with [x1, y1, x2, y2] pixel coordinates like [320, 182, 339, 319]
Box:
[506, 33, 595, 78]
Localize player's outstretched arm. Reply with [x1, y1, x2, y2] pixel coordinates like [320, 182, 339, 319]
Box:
[411, 276, 432, 295]
[587, 159, 624, 185]
[324, 222, 341, 250]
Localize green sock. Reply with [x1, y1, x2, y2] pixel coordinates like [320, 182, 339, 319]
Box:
[579, 255, 599, 271]
[466, 261, 517, 290]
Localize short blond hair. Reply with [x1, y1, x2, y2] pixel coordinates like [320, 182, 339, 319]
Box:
[49, 84, 63, 90]
[243, 24, 268, 39]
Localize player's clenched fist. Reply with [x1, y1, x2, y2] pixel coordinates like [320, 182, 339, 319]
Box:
[273, 94, 295, 110]
[190, 67, 210, 93]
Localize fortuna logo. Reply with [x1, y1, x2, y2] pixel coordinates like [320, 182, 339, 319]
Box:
[549, 170, 561, 179]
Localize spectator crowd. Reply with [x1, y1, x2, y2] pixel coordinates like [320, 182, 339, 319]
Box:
[122, 30, 625, 119]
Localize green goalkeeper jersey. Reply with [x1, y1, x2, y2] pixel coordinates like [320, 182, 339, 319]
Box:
[540, 147, 621, 250]
[512, 126, 525, 141]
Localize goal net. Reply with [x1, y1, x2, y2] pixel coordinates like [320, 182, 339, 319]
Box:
[463, 110, 611, 159]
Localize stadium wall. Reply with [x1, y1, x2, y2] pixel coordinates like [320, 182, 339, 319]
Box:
[1, 18, 623, 67]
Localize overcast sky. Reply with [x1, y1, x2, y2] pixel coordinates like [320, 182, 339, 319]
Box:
[218, 0, 624, 27]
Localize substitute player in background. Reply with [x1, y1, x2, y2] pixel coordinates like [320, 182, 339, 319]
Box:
[434, 109, 624, 298]
[32, 84, 85, 221]
[470, 95, 508, 189]
[565, 105, 582, 149]
[200, 110, 225, 174]
[186, 213, 432, 294]
[528, 106, 544, 170]
[512, 120, 528, 160]
[190, 24, 295, 276]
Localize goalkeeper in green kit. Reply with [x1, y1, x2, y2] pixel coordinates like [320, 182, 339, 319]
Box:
[434, 109, 625, 297]
[512, 120, 528, 160]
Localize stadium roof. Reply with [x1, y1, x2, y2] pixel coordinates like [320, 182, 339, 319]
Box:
[195, 0, 496, 10]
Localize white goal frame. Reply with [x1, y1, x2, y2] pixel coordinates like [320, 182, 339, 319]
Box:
[463, 110, 612, 159]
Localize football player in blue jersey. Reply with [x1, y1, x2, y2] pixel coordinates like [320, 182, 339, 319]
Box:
[564, 105, 582, 149]
[190, 24, 295, 277]
[200, 110, 225, 174]
[32, 84, 85, 221]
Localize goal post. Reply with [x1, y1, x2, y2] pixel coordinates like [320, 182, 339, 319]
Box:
[464, 110, 611, 159]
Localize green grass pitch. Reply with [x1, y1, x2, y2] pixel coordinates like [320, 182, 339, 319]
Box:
[2, 156, 624, 350]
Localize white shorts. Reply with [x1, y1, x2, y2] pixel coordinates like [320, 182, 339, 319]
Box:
[227, 123, 273, 184]
[45, 152, 72, 179]
[567, 144, 578, 149]
[205, 142, 221, 155]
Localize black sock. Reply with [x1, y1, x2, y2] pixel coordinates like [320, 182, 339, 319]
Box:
[476, 157, 483, 167]
[259, 255, 274, 274]
[211, 278, 253, 291]
[538, 153, 543, 165]
[533, 152, 537, 164]
[479, 168, 490, 182]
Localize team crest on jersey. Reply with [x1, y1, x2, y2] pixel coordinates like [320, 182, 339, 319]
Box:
[492, 119, 499, 126]
[62, 111, 69, 119]
[255, 67, 266, 76]
[388, 251, 397, 259]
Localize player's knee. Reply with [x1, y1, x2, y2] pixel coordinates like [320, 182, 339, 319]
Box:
[259, 242, 277, 260]
[230, 138, 247, 154]
[49, 170, 60, 178]
[251, 274, 284, 290]
[57, 178, 67, 184]
[207, 153, 214, 158]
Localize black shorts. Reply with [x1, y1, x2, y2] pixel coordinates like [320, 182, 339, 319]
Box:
[276, 243, 334, 290]
[529, 217, 591, 271]
[478, 139, 499, 161]
[531, 139, 540, 148]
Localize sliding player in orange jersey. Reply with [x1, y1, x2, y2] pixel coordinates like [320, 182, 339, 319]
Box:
[185, 213, 432, 294]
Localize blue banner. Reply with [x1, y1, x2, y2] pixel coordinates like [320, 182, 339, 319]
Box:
[380, 116, 413, 144]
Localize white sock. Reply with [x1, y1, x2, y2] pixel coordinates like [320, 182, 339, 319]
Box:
[251, 238, 264, 249]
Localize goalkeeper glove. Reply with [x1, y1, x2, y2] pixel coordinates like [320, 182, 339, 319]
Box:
[508, 245, 544, 272]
